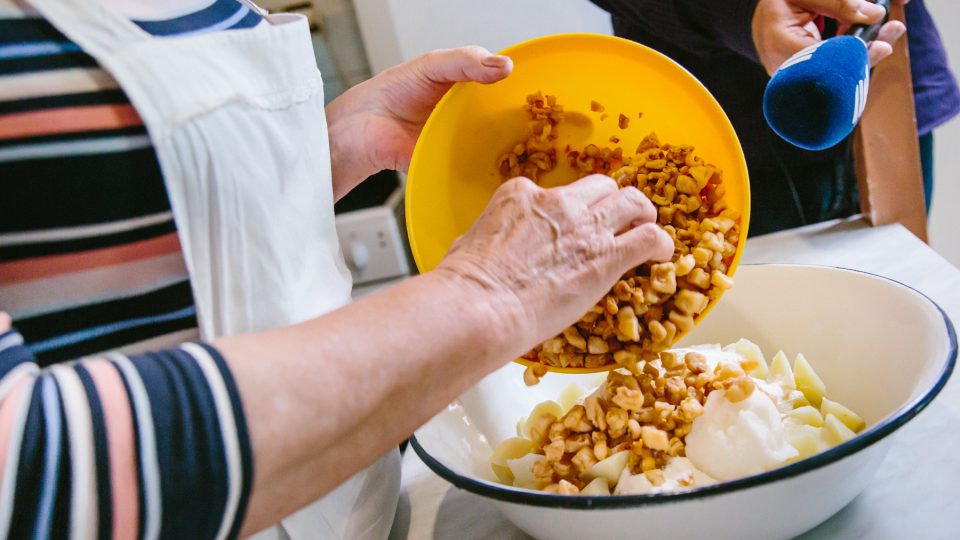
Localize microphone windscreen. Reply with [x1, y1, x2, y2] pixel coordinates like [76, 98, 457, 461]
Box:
[763, 36, 870, 151]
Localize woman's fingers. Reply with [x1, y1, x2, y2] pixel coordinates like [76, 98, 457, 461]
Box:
[868, 20, 907, 66]
[417, 46, 513, 85]
[0, 312, 11, 333]
[615, 223, 675, 268]
[557, 174, 619, 206]
[589, 186, 658, 232]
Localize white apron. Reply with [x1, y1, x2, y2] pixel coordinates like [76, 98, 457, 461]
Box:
[27, 1, 401, 538]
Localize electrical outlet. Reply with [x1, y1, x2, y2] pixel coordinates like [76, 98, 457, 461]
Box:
[335, 205, 410, 285]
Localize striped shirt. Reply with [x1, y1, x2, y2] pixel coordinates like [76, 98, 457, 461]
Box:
[0, 329, 254, 539]
[1, 1, 264, 537]
[0, 0, 262, 365]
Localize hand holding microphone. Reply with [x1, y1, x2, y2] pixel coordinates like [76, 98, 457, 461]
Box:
[752, 0, 908, 77]
[756, 0, 908, 151]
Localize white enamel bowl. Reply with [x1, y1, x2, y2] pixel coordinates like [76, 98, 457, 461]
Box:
[411, 264, 956, 540]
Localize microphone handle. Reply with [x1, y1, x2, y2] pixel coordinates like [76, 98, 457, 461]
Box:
[849, 0, 891, 43]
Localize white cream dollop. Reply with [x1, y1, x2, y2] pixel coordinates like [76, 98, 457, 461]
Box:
[685, 388, 799, 481]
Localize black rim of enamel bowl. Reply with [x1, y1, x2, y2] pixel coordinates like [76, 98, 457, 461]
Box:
[410, 265, 958, 509]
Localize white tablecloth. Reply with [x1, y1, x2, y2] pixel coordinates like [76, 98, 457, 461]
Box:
[389, 218, 960, 540]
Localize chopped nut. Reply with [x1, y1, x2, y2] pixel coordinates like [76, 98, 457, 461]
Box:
[650, 262, 678, 294]
[585, 396, 607, 431]
[685, 352, 708, 373]
[590, 100, 605, 113]
[723, 376, 756, 403]
[678, 396, 705, 422]
[618, 113, 630, 130]
[594, 438, 610, 461]
[605, 407, 629, 438]
[612, 350, 640, 374]
[613, 386, 645, 412]
[572, 446, 597, 474]
[563, 327, 587, 351]
[644, 468, 666, 486]
[674, 289, 709, 315]
[562, 405, 594, 433]
[660, 351, 683, 370]
[544, 439, 565, 462]
[588, 336, 610, 354]
[665, 376, 687, 403]
[715, 362, 746, 381]
[616, 306, 642, 342]
[523, 363, 548, 386]
[542, 337, 565, 354]
[564, 433, 592, 453]
[711, 270, 734, 290]
[640, 426, 670, 451]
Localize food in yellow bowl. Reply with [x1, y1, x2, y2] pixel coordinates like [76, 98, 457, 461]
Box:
[496, 93, 742, 383]
[490, 339, 865, 495]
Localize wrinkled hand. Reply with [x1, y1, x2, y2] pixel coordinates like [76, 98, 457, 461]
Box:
[437, 175, 674, 347]
[326, 46, 512, 199]
[752, 0, 909, 76]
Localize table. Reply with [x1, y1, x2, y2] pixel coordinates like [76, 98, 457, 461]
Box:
[388, 218, 960, 540]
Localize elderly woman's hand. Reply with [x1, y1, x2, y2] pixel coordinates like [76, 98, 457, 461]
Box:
[437, 174, 674, 351]
[326, 47, 512, 199]
[752, 0, 908, 76]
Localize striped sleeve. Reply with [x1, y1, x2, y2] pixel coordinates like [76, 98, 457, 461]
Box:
[0, 329, 253, 540]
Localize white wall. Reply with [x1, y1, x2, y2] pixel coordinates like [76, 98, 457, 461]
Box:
[925, 1, 960, 268]
[353, 0, 612, 74]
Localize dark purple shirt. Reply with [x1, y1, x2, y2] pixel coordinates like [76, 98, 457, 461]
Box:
[591, 0, 960, 169]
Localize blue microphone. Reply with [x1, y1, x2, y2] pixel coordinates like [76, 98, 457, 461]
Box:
[763, 0, 890, 151]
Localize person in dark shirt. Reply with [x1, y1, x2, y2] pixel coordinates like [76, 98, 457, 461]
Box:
[591, 0, 960, 235]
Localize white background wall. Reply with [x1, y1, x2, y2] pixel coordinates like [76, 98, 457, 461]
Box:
[353, 0, 612, 74]
[925, 1, 960, 268]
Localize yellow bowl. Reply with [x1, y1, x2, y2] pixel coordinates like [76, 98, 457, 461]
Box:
[406, 33, 750, 373]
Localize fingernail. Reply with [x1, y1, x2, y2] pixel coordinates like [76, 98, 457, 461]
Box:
[481, 55, 510, 68]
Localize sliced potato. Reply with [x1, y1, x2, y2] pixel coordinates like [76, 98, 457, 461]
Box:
[731, 338, 768, 378]
[558, 383, 590, 413]
[491, 463, 514, 485]
[768, 350, 795, 390]
[820, 397, 865, 433]
[784, 389, 810, 411]
[491, 437, 535, 469]
[581, 476, 611, 495]
[784, 423, 825, 460]
[785, 405, 824, 427]
[823, 413, 857, 445]
[793, 353, 826, 407]
[581, 450, 630, 487]
[507, 453, 543, 489]
[777, 390, 811, 414]
[522, 400, 563, 439]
